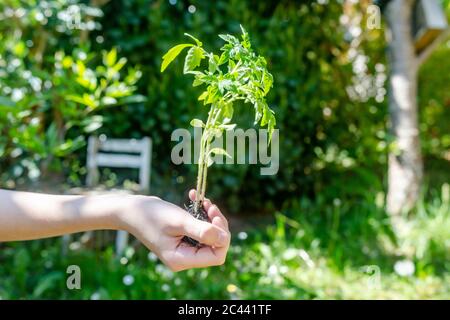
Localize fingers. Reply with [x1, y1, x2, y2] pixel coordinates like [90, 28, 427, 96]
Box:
[188, 189, 213, 212]
[167, 245, 228, 271]
[208, 205, 228, 230]
[188, 190, 228, 229]
[188, 189, 196, 201]
[181, 215, 230, 247]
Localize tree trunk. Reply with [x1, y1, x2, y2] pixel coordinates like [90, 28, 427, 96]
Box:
[385, 0, 423, 217]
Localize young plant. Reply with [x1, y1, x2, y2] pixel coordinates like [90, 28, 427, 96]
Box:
[161, 26, 275, 246]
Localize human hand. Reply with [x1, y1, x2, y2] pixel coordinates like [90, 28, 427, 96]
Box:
[117, 190, 230, 272]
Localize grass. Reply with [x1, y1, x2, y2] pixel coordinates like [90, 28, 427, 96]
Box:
[0, 185, 448, 299]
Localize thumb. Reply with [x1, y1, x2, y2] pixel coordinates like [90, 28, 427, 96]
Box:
[182, 216, 229, 247]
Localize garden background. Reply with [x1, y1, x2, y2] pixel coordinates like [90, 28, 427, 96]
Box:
[0, 0, 449, 299]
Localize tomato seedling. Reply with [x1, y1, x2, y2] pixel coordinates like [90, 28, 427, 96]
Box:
[161, 26, 275, 246]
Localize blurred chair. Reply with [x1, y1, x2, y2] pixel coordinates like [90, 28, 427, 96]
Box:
[64, 135, 152, 256]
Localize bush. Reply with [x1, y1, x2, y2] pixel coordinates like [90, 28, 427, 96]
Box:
[93, 0, 389, 212]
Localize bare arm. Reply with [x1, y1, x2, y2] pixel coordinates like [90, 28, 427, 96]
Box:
[0, 189, 121, 241]
[0, 189, 231, 271]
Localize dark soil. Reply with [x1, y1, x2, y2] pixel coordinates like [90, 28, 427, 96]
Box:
[182, 199, 209, 247]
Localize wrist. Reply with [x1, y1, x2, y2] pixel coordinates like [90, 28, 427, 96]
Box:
[65, 194, 126, 231]
[113, 194, 162, 232]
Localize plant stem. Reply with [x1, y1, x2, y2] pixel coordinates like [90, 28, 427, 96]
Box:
[194, 133, 206, 210]
[194, 100, 226, 211]
[200, 140, 210, 201]
[194, 104, 216, 210]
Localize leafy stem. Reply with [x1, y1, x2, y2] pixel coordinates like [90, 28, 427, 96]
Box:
[161, 25, 275, 209]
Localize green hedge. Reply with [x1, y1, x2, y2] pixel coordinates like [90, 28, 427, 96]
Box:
[0, 0, 448, 214]
[91, 0, 389, 212]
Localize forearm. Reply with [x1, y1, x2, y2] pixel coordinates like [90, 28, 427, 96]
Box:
[0, 189, 123, 241]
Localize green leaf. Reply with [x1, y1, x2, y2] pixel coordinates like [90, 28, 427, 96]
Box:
[208, 55, 218, 73]
[104, 48, 117, 67]
[218, 79, 234, 94]
[125, 68, 142, 85]
[32, 272, 64, 298]
[67, 93, 97, 109]
[184, 33, 203, 46]
[101, 96, 117, 106]
[62, 56, 73, 69]
[267, 112, 276, 143]
[76, 60, 86, 75]
[219, 34, 239, 44]
[198, 91, 208, 101]
[120, 94, 147, 104]
[210, 128, 223, 138]
[161, 44, 193, 72]
[54, 136, 85, 157]
[218, 51, 229, 65]
[105, 83, 134, 98]
[190, 118, 205, 128]
[192, 73, 206, 87]
[76, 69, 97, 90]
[219, 123, 236, 130]
[112, 57, 127, 73]
[82, 115, 103, 133]
[240, 24, 251, 48]
[261, 103, 270, 126]
[208, 147, 231, 158]
[184, 46, 204, 74]
[260, 106, 276, 143]
[222, 103, 234, 123]
[255, 100, 266, 124]
[13, 41, 27, 57]
[206, 86, 218, 104]
[262, 71, 273, 95]
[207, 156, 214, 167]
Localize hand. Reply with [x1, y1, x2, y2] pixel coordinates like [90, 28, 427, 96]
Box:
[117, 190, 231, 272]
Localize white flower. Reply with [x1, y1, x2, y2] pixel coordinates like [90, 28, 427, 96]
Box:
[162, 284, 170, 292]
[237, 232, 248, 240]
[90, 292, 101, 300]
[188, 5, 196, 14]
[148, 252, 158, 262]
[11, 88, 24, 102]
[125, 247, 135, 259]
[123, 274, 134, 286]
[280, 265, 289, 274]
[69, 241, 81, 251]
[394, 260, 415, 277]
[268, 265, 278, 276]
[282, 248, 298, 260]
[299, 249, 315, 268]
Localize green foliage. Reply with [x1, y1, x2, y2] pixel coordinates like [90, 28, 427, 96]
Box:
[161, 43, 193, 72]
[87, 0, 393, 211]
[161, 26, 275, 205]
[162, 26, 276, 145]
[0, 186, 448, 299]
[0, 1, 143, 185]
[0, 0, 448, 299]
[0, 0, 447, 211]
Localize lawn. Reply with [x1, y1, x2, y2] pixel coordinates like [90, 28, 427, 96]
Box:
[1, 185, 448, 299]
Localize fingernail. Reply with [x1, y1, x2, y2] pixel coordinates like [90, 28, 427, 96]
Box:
[216, 231, 228, 247]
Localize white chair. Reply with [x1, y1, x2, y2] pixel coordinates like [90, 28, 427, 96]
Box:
[64, 135, 152, 256]
[87, 135, 152, 256]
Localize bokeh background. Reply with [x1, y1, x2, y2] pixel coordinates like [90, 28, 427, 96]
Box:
[0, 0, 449, 299]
